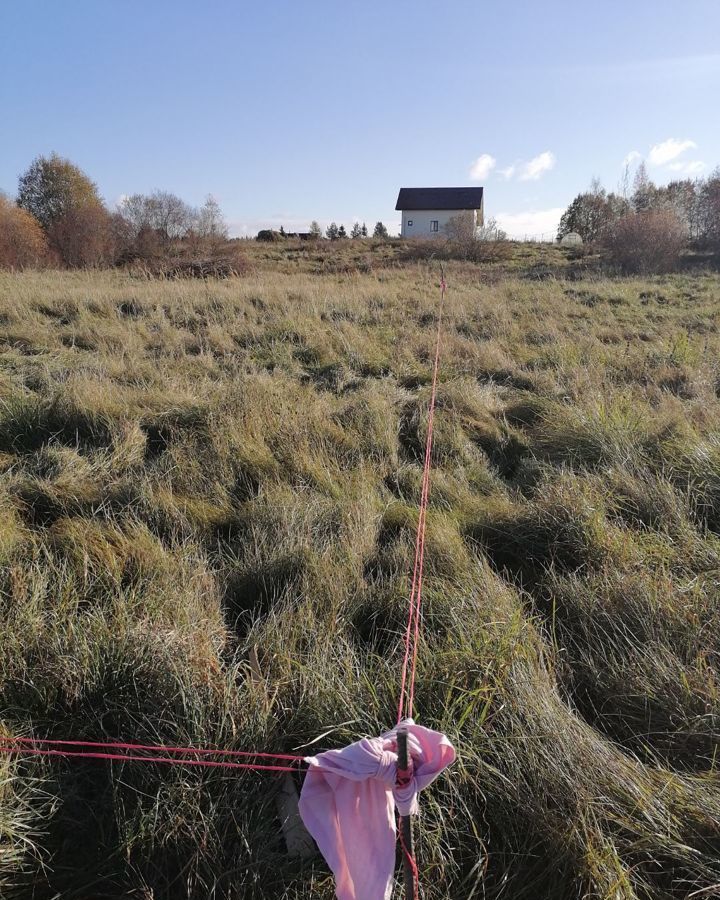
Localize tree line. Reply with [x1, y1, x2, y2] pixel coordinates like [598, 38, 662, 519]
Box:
[0, 153, 396, 269]
[322, 221, 389, 240]
[0, 153, 230, 271]
[257, 221, 389, 241]
[557, 164, 720, 272]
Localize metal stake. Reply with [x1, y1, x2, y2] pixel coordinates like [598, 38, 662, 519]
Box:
[396, 727, 416, 898]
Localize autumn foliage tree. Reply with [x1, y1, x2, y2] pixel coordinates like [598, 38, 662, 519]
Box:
[0, 195, 48, 269]
[16, 153, 113, 267]
[17, 153, 102, 231]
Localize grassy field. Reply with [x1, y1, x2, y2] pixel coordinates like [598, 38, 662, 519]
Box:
[2, 251, 720, 898]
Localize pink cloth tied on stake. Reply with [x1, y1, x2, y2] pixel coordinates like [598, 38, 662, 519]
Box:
[298, 719, 456, 900]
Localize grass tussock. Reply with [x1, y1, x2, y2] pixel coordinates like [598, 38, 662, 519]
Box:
[2, 265, 720, 897]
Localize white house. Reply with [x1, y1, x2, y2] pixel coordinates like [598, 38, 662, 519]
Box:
[395, 187, 484, 239]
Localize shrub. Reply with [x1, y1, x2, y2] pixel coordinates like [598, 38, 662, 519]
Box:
[0, 196, 48, 269]
[47, 203, 117, 268]
[256, 229, 283, 242]
[605, 209, 684, 274]
[399, 236, 512, 264]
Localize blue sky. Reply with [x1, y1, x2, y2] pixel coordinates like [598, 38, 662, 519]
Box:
[2, 0, 719, 238]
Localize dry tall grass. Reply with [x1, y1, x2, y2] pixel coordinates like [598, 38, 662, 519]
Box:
[2, 263, 720, 898]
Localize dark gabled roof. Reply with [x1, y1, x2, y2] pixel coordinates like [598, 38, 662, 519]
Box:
[395, 187, 484, 211]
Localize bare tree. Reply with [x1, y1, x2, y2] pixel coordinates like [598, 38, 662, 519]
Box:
[118, 191, 197, 242]
[698, 168, 720, 247]
[632, 162, 657, 212]
[476, 216, 507, 241]
[619, 161, 633, 200]
[196, 195, 227, 240]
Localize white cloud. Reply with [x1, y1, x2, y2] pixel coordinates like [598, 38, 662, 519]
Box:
[648, 138, 697, 166]
[519, 151, 556, 181]
[498, 164, 516, 179]
[469, 154, 496, 181]
[666, 159, 706, 175]
[495, 207, 565, 240]
[622, 150, 642, 167]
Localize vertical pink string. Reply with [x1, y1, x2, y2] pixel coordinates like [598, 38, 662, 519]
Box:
[397, 273, 446, 724]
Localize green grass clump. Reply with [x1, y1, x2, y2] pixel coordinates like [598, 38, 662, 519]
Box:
[2, 264, 720, 898]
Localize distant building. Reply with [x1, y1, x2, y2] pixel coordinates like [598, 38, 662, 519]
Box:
[395, 187, 484, 239]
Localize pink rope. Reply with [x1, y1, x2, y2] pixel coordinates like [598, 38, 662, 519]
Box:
[397, 273, 446, 725]
[6, 735, 305, 761]
[0, 744, 303, 772]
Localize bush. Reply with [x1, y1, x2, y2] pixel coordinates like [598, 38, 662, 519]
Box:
[399, 236, 512, 264]
[124, 245, 251, 279]
[47, 203, 118, 268]
[0, 196, 48, 269]
[160, 254, 251, 279]
[605, 209, 684, 274]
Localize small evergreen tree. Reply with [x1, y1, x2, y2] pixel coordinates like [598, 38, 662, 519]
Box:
[337, 224, 347, 239]
[309, 220, 322, 239]
[361, 222, 368, 237]
[373, 221, 388, 238]
[350, 222, 362, 239]
[325, 222, 339, 240]
[279, 225, 285, 237]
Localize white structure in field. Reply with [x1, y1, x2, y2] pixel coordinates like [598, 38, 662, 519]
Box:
[396, 187, 484, 239]
[561, 231, 583, 246]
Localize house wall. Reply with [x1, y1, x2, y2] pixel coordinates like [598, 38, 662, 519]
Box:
[400, 208, 478, 238]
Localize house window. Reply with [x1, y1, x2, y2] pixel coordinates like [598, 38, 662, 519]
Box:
[407, 219, 413, 227]
[430, 220, 439, 232]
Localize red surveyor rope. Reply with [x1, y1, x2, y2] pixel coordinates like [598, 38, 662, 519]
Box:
[0, 744, 304, 772]
[397, 270, 446, 726]
[0, 735, 308, 770]
[5, 735, 305, 760]
[394, 269, 446, 900]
